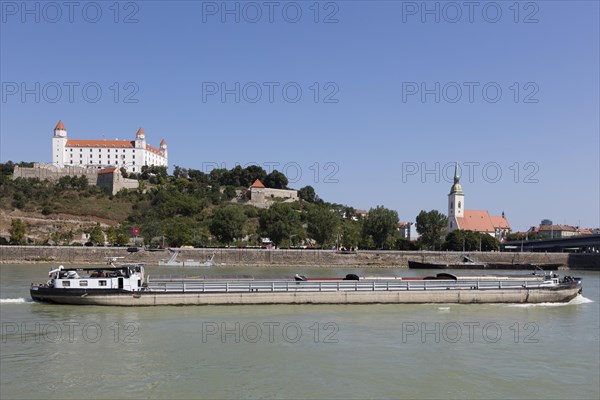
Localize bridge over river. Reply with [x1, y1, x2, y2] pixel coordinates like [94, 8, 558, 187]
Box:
[503, 234, 600, 253]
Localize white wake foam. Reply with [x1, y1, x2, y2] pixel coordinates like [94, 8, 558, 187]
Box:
[0, 298, 34, 304]
[507, 294, 594, 308]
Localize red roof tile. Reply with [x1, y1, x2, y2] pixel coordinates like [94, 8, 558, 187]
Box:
[490, 216, 510, 229]
[55, 120, 65, 130]
[456, 210, 495, 232]
[146, 144, 164, 156]
[250, 179, 265, 188]
[98, 167, 117, 175]
[66, 140, 134, 148]
[136, 128, 144, 136]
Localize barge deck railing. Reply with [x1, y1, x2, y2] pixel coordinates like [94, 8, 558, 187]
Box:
[145, 279, 543, 293]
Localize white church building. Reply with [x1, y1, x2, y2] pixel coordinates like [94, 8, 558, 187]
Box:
[52, 120, 168, 173]
[447, 163, 511, 240]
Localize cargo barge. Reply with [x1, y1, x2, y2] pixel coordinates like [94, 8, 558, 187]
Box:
[29, 262, 583, 306]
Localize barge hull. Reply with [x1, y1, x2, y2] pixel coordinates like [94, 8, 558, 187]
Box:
[30, 286, 582, 306]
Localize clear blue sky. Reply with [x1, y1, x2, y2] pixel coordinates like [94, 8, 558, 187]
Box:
[1, 0, 598, 231]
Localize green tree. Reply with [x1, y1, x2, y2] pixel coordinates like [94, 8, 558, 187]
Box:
[210, 205, 247, 244]
[298, 186, 317, 203]
[362, 206, 399, 249]
[106, 226, 118, 245]
[306, 205, 340, 248]
[341, 220, 361, 249]
[9, 218, 26, 244]
[506, 232, 543, 241]
[444, 230, 500, 252]
[163, 218, 194, 247]
[263, 170, 288, 189]
[259, 203, 302, 246]
[88, 223, 104, 245]
[479, 233, 500, 251]
[116, 229, 130, 246]
[415, 210, 448, 250]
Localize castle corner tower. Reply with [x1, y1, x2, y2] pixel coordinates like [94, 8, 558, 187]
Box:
[52, 120, 68, 166]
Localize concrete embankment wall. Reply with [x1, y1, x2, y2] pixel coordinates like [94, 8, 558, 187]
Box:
[1, 246, 599, 270]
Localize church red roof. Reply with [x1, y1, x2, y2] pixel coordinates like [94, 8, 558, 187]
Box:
[456, 210, 495, 233]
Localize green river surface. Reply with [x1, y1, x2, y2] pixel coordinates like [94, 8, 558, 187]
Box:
[1, 264, 598, 399]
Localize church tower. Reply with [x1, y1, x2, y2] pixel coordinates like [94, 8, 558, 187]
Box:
[447, 162, 464, 231]
[52, 120, 67, 166]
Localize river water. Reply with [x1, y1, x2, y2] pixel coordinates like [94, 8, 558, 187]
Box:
[1, 264, 598, 399]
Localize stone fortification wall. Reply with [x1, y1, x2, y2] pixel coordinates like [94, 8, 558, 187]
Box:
[14, 164, 98, 185]
[13, 164, 138, 194]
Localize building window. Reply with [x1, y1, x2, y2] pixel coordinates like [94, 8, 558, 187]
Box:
[458, 201, 461, 209]
[63, 281, 70, 287]
[450, 202, 453, 208]
[99, 280, 107, 286]
[80, 280, 88, 287]
[450, 221, 453, 228]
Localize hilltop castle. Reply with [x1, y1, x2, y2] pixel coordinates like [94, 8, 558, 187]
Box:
[52, 120, 168, 173]
[447, 163, 511, 240]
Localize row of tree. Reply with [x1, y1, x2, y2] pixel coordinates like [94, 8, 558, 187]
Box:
[1, 162, 500, 250]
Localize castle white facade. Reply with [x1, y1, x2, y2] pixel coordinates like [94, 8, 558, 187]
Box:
[52, 120, 168, 173]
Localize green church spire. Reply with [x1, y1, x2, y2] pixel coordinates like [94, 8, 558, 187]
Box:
[449, 162, 463, 195]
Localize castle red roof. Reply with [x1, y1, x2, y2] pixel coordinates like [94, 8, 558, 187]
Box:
[66, 140, 134, 148]
[55, 120, 65, 130]
[136, 128, 144, 136]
